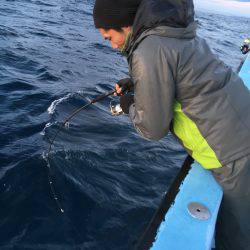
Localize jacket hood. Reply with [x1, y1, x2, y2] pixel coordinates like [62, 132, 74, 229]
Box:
[123, 0, 196, 57]
[133, 0, 194, 39]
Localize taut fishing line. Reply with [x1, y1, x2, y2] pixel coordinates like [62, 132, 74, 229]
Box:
[44, 89, 116, 213]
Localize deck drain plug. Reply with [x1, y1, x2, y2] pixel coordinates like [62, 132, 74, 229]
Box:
[188, 202, 211, 220]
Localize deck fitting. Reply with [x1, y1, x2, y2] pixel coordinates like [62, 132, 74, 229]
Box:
[188, 202, 211, 220]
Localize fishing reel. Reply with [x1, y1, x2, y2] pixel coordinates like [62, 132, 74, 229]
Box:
[110, 100, 124, 116]
[240, 38, 250, 55]
[109, 78, 134, 116]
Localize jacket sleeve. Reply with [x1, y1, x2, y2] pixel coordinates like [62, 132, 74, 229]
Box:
[128, 43, 176, 140]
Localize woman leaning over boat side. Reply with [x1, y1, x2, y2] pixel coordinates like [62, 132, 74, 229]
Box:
[92, 0, 250, 249]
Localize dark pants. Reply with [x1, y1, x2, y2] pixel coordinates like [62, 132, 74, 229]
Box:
[211, 154, 250, 250]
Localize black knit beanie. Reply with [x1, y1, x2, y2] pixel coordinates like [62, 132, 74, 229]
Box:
[93, 0, 141, 29]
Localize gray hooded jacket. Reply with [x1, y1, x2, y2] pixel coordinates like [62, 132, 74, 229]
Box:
[124, 0, 250, 167]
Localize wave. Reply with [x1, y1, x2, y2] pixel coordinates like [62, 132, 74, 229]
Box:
[0, 26, 18, 38]
[0, 80, 37, 92]
[40, 122, 53, 136]
[28, 29, 65, 41]
[47, 93, 73, 115]
[37, 71, 61, 82]
[46, 91, 91, 115]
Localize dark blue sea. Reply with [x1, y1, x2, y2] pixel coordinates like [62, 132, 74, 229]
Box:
[0, 1, 249, 249]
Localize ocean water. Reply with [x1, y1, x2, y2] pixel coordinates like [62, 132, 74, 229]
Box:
[0, 0, 249, 249]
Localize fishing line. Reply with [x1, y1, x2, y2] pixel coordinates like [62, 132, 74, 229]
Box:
[44, 89, 116, 214]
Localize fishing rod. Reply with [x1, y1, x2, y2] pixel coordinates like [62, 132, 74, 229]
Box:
[45, 89, 116, 213]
